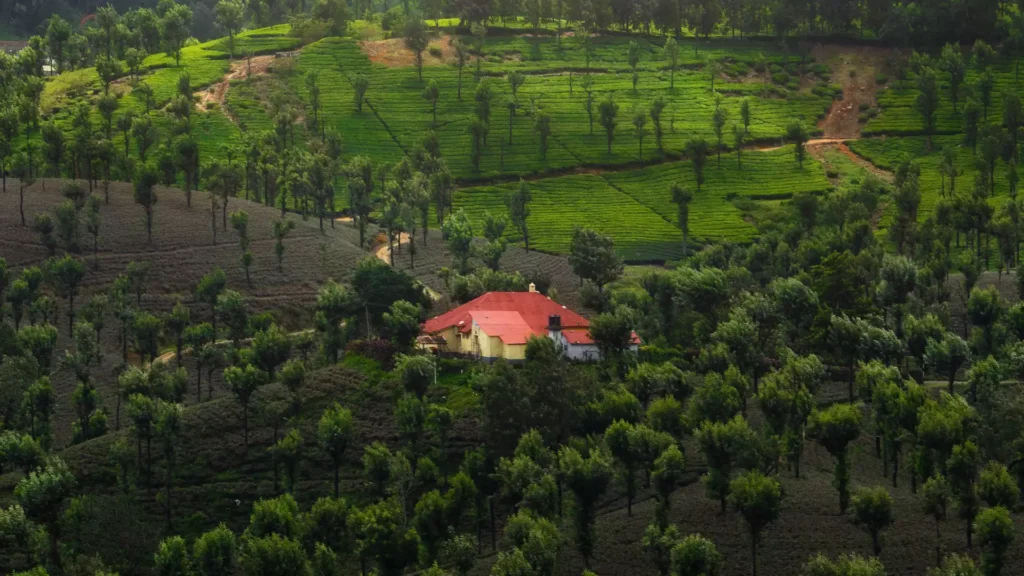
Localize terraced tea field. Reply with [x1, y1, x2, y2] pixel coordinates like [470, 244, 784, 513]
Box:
[849, 135, 1014, 226]
[31, 22, 849, 261]
[450, 145, 831, 260]
[453, 174, 685, 260]
[292, 35, 836, 180]
[864, 58, 1024, 136]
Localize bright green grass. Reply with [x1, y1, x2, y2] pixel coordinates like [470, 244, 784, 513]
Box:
[454, 174, 685, 260]
[864, 59, 1024, 135]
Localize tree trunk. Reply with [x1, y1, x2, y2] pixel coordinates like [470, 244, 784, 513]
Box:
[166, 456, 173, 529]
[751, 535, 758, 576]
[48, 520, 61, 574]
[892, 448, 899, 488]
[489, 496, 496, 551]
[334, 460, 340, 497]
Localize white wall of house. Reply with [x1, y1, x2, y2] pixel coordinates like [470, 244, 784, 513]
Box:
[548, 330, 638, 361]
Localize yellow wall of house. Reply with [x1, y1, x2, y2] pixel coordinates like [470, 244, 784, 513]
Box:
[427, 325, 529, 360]
[503, 342, 527, 361]
[477, 332, 526, 361]
[477, 334, 501, 359]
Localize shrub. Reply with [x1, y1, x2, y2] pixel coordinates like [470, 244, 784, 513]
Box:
[345, 338, 397, 367]
[269, 57, 296, 76]
[875, 73, 888, 84]
[428, 46, 443, 58]
[771, 72, 790, 85]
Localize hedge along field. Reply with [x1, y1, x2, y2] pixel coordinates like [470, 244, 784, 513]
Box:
[451, 174, 686, 260]
[292, 35, 835, 181]
[848, 135, 1018, 229]
[864, 57, 1024, 136]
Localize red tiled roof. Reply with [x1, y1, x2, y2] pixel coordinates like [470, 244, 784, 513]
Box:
[469, 311, 535, 345]
[421, 292, 640, 346]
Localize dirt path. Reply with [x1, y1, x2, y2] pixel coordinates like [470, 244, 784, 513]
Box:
[375, 232, 412, 264]
[756, 138, 849, 151]
[374, 232, 442, 301]
[195, 54, 276, 113]
[811, 140, 895, 183]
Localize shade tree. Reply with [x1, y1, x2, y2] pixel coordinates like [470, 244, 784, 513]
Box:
[558, 446, 612, 568]
[670, 533, 721, 576]
[730, 471, 783, 576]
[850, 486, 894, 556]
[696, 415, 756, 513]
[224, 364, 269, 452]
[809, 403, 862, 513]
[976, 506, 1014, 576]
[318, 403, 353, 497]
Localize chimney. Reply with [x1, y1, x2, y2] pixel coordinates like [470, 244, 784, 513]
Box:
[529, 282, 537, 293]
[548, 314, 561, 331]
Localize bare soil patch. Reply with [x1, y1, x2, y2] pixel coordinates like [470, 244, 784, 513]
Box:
[808, 44, 892, 139]
[194, 54, 276, 112]
[360, 34, 456, 67]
